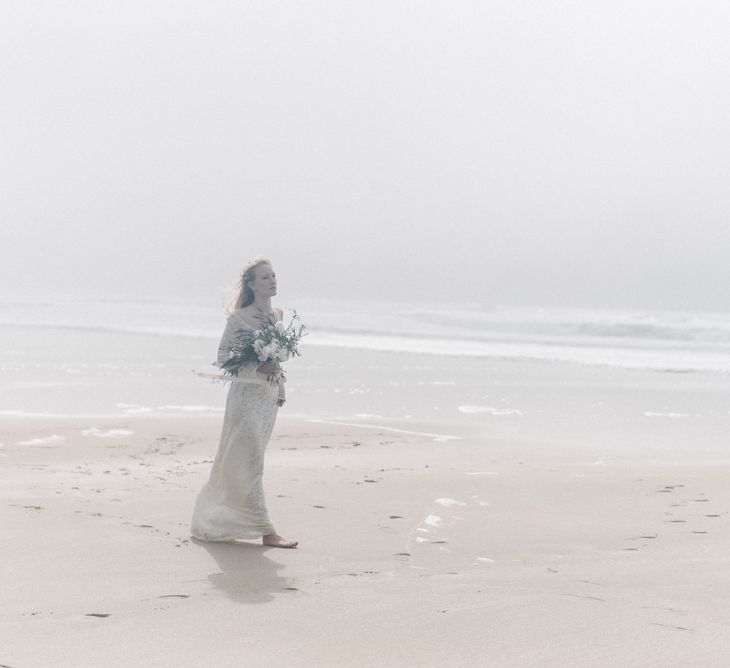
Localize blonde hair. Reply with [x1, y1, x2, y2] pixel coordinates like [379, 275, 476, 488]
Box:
[229, 256, 272, 312]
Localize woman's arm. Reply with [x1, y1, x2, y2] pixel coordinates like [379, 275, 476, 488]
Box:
[215, 315, 237, 367]
[215, 314, 261, 379]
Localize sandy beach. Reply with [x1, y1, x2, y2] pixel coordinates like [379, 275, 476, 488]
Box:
[3, 409, 730, 667]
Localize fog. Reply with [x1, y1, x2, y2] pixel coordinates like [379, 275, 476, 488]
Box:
[2, 1, 729, 311]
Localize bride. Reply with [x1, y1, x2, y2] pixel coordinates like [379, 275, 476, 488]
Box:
[190, 256, 298, 549]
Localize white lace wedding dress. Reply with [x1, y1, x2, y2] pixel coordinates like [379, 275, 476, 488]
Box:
[190, 311, 286, 542]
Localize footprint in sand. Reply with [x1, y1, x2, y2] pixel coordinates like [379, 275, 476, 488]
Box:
[650, 622, 695, 633]
[626, 534, 657, 541]
[571, 579, 607, 587]
[656, 484, 684, 492]
[565, 593, 606, 602]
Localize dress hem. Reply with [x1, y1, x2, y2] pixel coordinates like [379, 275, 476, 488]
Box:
[190, 531, 275, 543]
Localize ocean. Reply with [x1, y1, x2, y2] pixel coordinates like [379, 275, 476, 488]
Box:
[3, 296, 730, 371]
[1, 296, 728, 450]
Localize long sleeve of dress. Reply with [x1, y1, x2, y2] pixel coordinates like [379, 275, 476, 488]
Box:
[215, 313, 243, 366]
[214, 313, 260, 381]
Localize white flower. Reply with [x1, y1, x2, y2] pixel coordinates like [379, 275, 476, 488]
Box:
[253, 340, 263, 353]
[275, 321, 285, 333]
[229, 351, 236, 359]
[260, 345, 273, 360]
[277, 349, 290, 362]
[269, 340, 279, 352]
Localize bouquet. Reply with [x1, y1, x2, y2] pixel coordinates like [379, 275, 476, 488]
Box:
[217, 310, 306, 383]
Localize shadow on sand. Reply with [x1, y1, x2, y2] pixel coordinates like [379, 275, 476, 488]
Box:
[192, 538, 295, 604]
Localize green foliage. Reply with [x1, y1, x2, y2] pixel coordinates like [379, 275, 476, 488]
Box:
[218, 310, 307, 381]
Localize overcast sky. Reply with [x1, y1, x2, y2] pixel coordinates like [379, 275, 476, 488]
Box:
[2, 1, 729, 311]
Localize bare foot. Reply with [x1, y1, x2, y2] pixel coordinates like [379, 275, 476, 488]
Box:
[263, 533, 298, 549]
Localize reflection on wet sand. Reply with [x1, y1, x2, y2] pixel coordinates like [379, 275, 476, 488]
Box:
[193, 538, 293, 604]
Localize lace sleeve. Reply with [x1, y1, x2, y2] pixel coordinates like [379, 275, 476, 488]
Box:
[214, 314, 259, 379]
[215, 315, 237, 367]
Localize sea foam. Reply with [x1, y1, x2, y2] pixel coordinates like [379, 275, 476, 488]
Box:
[459, 405, 523, 416]
[81, 428, 134, 438]
[16, 434, 66, 446]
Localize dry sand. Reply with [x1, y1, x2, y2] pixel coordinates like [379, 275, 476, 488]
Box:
[2, 414, 730, 667]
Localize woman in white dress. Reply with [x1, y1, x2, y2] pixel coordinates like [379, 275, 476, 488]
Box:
[190, 257, 298, 549]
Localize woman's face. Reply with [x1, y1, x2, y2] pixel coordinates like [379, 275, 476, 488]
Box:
[249, 264, 277, 298]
